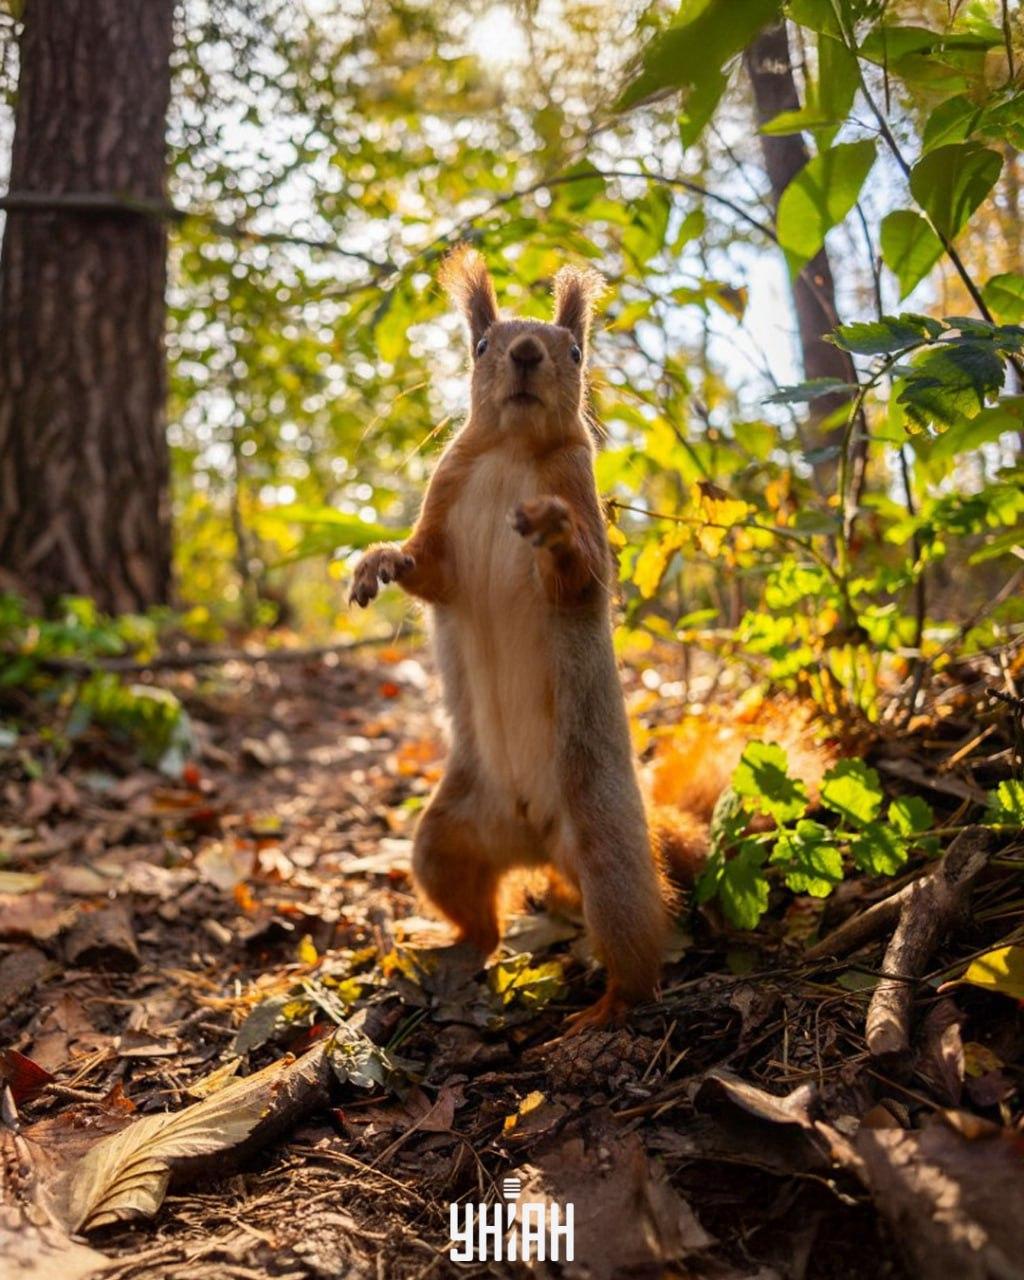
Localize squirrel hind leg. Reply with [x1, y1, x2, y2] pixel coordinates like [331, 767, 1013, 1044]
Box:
[412, 801, 500, 957]
[565, 826, 668, 1021]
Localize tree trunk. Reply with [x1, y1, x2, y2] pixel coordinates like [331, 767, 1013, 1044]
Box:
[0, 0, 174, 613]
[743, 22, 859, 485]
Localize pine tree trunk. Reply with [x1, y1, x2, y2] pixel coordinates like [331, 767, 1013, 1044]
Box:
[0, 0, 174, 613]
[743, 22, 859, 485]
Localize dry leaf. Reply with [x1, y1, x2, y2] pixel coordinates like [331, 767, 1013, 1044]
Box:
[59, 1044, 329, 1231]
[513, 1116, 712, 1278]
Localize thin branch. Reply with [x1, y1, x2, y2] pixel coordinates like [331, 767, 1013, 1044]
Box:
[4, 631, 415, 675]
[606, 497, 846, 586]
[0, 190, 391, 268]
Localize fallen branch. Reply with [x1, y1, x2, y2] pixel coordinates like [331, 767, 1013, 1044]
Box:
[807, 827, 994, 1059]
[3, 631, 417, 675]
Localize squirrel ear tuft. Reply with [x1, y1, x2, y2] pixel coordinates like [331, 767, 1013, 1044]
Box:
[552, 265, 604, 349]
[439, 245, 499, 347]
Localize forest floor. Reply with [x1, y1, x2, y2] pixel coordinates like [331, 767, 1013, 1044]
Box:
[1, 642, 1023, 1280]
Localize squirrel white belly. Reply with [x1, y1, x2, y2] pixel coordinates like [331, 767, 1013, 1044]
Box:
[441, 448, 559, 828]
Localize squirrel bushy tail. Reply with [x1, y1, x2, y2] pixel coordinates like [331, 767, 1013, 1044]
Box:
[644, 697, 841, 889]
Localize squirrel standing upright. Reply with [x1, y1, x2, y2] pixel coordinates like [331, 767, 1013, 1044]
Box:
[351, 247, 668, 1030]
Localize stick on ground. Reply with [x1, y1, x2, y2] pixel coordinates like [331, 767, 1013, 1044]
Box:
[807, 826, 994, 1060]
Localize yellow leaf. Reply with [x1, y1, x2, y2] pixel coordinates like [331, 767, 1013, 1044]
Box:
[503, 1089, 546, 1133]
[297, 934, 319, 966]
[634, 529, 686, 598]
[693, 480, 752, 528]
[691, 482, 752, 558]
[697, 525, 727, 556]
[606, 521, 627, 550]
[958, 946, 1024, 1001]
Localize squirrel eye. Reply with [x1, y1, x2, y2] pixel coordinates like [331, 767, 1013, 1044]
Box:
[569, 343, 582, 365]
[475, 337, 489, 358]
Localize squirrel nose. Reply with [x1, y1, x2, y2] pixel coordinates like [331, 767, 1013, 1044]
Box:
[509, 336, 543, 370]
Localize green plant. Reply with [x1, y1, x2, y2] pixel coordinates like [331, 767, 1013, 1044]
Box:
[695, 741, 939, 928]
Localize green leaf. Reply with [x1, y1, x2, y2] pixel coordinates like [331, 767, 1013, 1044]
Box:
[707, 786, 750, 861]
[831, 313, 941, 355]
[859, 25, 1001, 66]
[763, 376, 856, 404]
[776, 140, 877, 274]
[898, 339, 1005, 428]
[929, 399, 1024, 461]
[733, 420, 776, 460]
[880, 211, 944, 299]
[554, 162, 606, 211]
[622, 185, 672, 265]
[986, 779, 1024, 825]
[787, 0, 876, 36]
[717, 843, 771, 930]
[815, 34, 860, 146]
[616, 0, 780, 113]
[820, 758, 884, 825]
[850, 822, 908, 876]
[922, 95, 981, 151]
[770, 819, 843, 896]
[489, 954, 568, 1010]
[679, 70, 729, 148]
[983, 274, 1024, 323]
[888, 795, 934, 836]
[909, 143, 1002, 242]
[733, 740, 808, 824]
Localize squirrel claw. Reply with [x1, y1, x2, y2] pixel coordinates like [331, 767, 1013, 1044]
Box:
[512, 496, 571, 549]
[562, 987, 630, 1036]
[349, 546, 414, 607]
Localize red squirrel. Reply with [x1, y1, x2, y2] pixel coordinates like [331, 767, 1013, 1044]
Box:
[351, 247, 672, 1030]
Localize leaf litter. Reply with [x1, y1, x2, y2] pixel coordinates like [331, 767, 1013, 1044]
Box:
[0, 642, 1022, 1279]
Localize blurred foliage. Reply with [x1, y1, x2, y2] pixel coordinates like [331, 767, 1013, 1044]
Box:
[0, 594, 199, 774]
[1, 0, 1023, 723]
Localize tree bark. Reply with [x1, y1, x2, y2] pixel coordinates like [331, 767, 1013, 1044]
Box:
[0, 0, 174, 613]
[743, 23, 859, 485]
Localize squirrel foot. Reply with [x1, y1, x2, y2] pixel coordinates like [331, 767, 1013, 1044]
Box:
[349, 544, 415, 606]
[562, 986, 630, 1036]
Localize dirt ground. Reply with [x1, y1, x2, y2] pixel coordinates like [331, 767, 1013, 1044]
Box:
[1, 644, 1022, 1280]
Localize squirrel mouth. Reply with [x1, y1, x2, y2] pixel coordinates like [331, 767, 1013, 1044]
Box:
[507, 391, 541, 406]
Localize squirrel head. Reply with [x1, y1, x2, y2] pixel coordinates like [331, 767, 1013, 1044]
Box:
[439, 246, 603, 445]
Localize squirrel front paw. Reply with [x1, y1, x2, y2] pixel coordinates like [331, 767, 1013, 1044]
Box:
[349, 544, 415, 607]
[512, 496, 571, 549]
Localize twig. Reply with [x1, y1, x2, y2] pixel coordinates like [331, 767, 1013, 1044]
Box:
[4, 631, 415, 676]
[0, 190, 389, 267]
[822, 827, 994, 1059]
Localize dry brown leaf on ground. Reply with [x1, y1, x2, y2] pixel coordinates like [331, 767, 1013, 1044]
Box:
[64, 904, 139, 972]
[0, 947, 54, 1015]
[854, 1111, 1024, 1280]
[54, 1043, 330, 1232]
[1, 1122, 117, 1280]
[0, 892, 81, 943]
[513, 1114, 713, 1279]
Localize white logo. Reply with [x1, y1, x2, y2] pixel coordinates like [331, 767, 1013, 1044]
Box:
[449, 1175, 574, 1263]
